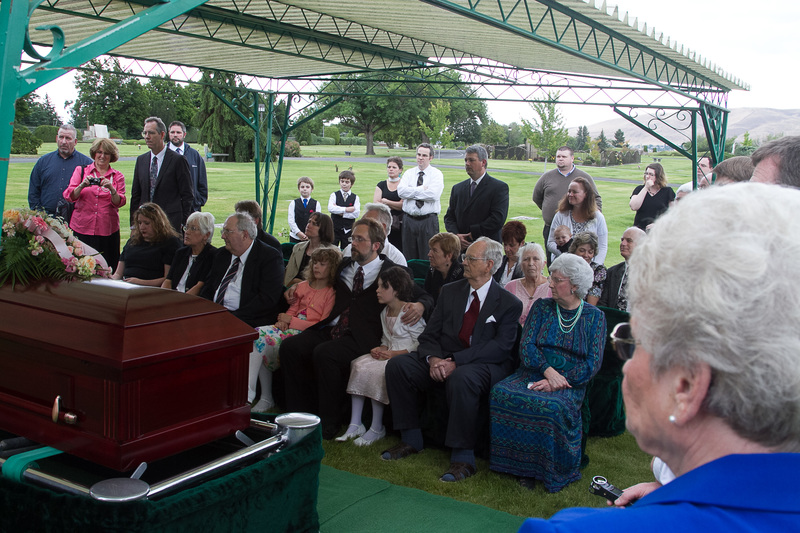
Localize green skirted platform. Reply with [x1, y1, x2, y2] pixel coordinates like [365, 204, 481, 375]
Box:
[317, 466, 525, 532]
[0, 425, 323, 533]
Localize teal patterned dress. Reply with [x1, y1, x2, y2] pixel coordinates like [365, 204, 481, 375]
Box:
[489, 298, 606, 492]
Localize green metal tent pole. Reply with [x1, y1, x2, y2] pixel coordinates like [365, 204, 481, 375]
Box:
[263, 93, 275, 232]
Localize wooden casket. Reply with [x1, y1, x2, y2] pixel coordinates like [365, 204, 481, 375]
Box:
[0, 279, 257, 471]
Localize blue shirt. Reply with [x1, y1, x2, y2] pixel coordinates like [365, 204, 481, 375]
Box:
[519, 453, 800, 533]
[28, 149, 93, 214]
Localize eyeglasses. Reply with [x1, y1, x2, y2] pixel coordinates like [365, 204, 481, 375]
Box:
[351, 236, 370, 244]
[609, 322, 637, 361]
[463, 255, 487, 263]
[220, 228, 241, 236]
[182, 224, 201, 233]
[141, 130, 159, 138]
[550, 276, 570, 284]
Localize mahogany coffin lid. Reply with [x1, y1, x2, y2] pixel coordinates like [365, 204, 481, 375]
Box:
[0, 279, 257, 471]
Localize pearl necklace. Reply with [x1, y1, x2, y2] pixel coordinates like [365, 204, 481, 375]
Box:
[556, 300, 584, 333]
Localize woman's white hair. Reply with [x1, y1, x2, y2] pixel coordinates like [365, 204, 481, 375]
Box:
[187, 211, 215, 240]
[628, 182, 800, 451]
[550, 253, 593, 299]
[518, 242, 545, 264]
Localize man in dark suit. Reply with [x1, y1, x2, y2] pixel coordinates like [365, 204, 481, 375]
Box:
[599, 226, 645, 311]
[168, 120, 207, 213]
[130, 116, 194, 232]
[444, 144, 509, 251]
[279, 218, 434, 439]
[200, 213, 284, 404]
[382, 237, 522, 482]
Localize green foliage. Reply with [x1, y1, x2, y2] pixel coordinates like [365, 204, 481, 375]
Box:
[284, 140, 302, 157]
[324, 125, 340, 145]
[419, 101, 455, 148]
[340, 136, 366, 146]
[575, 126, 590, 151]
[481, 120, 509, 146]
[612, 129, 627, 148]
[145, 76, 197, 128]
[317, 136, 335, 145]
[69, 58, 149, 137]
[33, 125, 59, 143]
[194, 71, 242, 160]
[15, 93, 60, 127]
[520, 93, 569, 162]
[597, 130, 610, 150]
[11, 127, 41, 155]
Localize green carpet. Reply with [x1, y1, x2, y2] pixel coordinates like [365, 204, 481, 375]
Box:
[318, 465, 525, 532]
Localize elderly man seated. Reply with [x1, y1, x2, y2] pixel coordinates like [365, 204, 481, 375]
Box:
[381, 237, 522, 482]
[200, 212, 284, 406]
[599, 226, 646, 311]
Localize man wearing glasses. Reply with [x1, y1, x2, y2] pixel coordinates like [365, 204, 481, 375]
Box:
[130, 116, 193, 232]
[382, 237, 522, 482]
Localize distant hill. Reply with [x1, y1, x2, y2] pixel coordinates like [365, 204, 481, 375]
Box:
[570, 108, 800, 146]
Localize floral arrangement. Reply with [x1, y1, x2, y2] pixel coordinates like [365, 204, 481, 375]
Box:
[0, 208, 110, 288]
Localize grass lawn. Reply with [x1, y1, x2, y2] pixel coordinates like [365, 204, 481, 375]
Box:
[4, 145, 687, 519]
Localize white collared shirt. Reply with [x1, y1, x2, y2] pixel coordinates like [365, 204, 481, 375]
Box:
[216, 240, 254, 311]
[397, 165, 444, 216]
[169, 143, 186, 155]
[464, 278, 492, 314]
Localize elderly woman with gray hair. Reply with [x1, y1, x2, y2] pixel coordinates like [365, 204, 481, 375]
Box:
[569, 231, 606, 306]
[503, 243, 551, 325]
[162, 211, 217, 295]
[518, 182, 800, 530]
[490, 253, 606, 492]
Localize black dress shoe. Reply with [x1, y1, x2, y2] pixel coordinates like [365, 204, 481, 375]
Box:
[380, 442, 420, 461]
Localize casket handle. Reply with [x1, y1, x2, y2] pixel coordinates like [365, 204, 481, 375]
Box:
[51, 396, 78, 425]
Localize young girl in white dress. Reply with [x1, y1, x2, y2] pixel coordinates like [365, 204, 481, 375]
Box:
[337, 267, 426, 446]
[249, 247, 341, 412]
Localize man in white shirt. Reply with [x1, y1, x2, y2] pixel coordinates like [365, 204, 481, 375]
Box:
[342, 202, 407, 266]
[397, 143, 444, 259]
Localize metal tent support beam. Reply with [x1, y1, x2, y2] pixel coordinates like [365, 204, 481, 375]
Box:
[0, 0, 206, 215]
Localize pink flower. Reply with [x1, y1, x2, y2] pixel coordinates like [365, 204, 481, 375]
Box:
[24, 216, 48, 235]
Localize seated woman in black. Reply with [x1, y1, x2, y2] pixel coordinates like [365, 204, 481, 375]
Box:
[113, 203, 181, 286]
[423, 232, 463, 304]
[162, 211, 217, 295]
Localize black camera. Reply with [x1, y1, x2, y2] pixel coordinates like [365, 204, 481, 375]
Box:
[589, 475, 624, 502]
[88, 177, 103, 186]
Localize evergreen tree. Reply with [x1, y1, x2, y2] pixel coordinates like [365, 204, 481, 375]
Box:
[613, 128, 627, 148]
[575, 125, 589, 151]
[597, 129, 610, 150]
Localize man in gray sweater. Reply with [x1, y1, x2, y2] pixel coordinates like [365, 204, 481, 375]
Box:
[532, 146, 602, 249]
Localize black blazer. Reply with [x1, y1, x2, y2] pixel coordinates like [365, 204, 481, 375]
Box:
[416, 278, 522, 371]
[130, 148, 194, 232]
[492, 255, 523, 285]
[166, 243, 217, 293]
[444, 173, 509, 244]
[317, 256, 434, 354]
[200, 240, 285, 328]
[599, 261, 626, 310]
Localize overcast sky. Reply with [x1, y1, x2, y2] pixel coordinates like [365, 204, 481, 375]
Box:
[490, 0, 800, 127]
[36, 0, 798, 130]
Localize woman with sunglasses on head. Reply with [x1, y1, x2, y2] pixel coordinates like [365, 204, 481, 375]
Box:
[162, 212, 217, 295]
[490, 253, 606, 493]
[629, 162, 675, 231]
[63, 138, 126, 271]
[112, 203, 181, 286]
[519, 183, 800, 531]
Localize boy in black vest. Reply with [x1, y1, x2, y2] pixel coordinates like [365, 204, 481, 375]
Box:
[328, 170, 360, 249]
[288, 176, 319, 243]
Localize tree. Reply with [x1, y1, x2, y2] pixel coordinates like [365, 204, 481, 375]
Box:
[69, 58, 149, 137]
[193, 70, 242, 159]
[419, 100, 454, 150]
[520, 93, 569, 162]
[575, 126, 590, 151]
[597, 129, 610, 151]
[613, 128, 627, 148]
[145, 76, 196, 128]
[15, 93, 60, 127]
[481, 120, 508, 146]
[448, 96, 488, 145]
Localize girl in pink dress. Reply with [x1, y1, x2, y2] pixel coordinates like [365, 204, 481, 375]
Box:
[250, 247, 341, 412]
